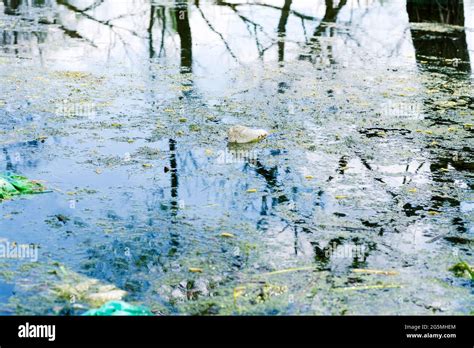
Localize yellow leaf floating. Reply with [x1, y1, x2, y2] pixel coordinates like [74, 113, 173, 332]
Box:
[427, 211, 440, 216]
[305, 175, 314, 180]
[178, 86, 192, 92]
[233, 286, 246, 301]
[142, 164, 153, 169]
[352, 269, 399, 276]
[259, 266, 315, 277]
[220, 232, 235, 238]
[335, 195, 348, 200]
[408, 188, 417, 193]
[334, 284, 401, 291]
[189, 268, 203, 273]
[247, 189, 258, 193]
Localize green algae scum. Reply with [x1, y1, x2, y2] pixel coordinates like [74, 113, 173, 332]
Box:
[0, 0, 473, 317]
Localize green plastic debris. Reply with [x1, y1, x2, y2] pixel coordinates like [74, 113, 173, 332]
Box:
[0, 173, 48, 200]
[82, 301, 154, 316]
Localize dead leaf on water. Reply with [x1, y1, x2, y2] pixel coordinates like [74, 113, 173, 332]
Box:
[189, 268, 203, 273]
[220, 232, 235, 238]
[334, 284, 401, 291]
[352, 269, 399, 276]
[233, 286, 246, 302]
[258, 266, 315, 277]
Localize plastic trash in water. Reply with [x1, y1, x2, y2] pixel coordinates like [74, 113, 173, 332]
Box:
[0, 173, 48, 200]
[227, 125, 268, 144]
[82, 301, 154, 316]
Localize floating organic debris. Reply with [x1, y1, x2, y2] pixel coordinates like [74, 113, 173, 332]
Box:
[233, 286, 246, 303]
[258, 266, 315, 277]
[54, 70, 92, 80]
[220, 232, 235, 238]
[335, 195, 348, 200]
[0, 0, 472, 317]
[227, 125, 268, 144]
[352, 269, 399, 276]
[449, 261, 474, 280]
[189, 268, 203, 273]
[334, 284, 402, 292]
[53, 266, 127, 307]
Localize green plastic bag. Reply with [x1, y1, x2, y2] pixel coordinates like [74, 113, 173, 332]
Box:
[0, 173, 48, 200]
[82, 301, 154, 316]
[0, 177, 17, 197]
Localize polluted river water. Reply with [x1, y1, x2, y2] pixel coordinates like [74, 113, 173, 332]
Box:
[0, 0, 473, 315]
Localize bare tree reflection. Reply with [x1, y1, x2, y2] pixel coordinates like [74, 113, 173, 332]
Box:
[407, 0, 471, 73]
[3, 0, 21, 15]
[174, 0, 192, 72]
[406, 0, 472, 240]
[300, 0, 348, 64]
[277, 0, 292, 64]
